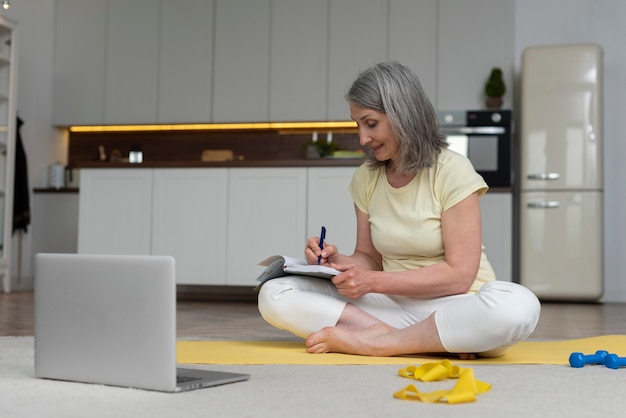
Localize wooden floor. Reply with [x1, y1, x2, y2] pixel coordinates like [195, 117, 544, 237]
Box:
[2, 291, 626, 340]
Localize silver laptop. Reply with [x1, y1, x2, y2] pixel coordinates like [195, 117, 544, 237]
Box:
[34, 253, 249, 392]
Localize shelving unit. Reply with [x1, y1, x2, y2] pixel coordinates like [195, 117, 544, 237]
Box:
[0, 16, 17, 293]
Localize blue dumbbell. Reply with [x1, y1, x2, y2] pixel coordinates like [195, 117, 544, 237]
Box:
[569, 350, 609, 368]
[604, 354, 626, 369]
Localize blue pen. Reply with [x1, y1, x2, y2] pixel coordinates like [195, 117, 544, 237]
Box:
[317, 226, 326, 265]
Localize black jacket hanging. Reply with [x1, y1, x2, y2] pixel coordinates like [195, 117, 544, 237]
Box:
[13, 116, 30, 233]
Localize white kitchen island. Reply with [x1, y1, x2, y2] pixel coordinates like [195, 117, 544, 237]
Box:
[78, 163, 512, 287]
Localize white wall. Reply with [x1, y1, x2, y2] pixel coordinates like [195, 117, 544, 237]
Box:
[2, 0, 626, 301]
[2, 1, 66, 289]
[515, 0, 626, 302]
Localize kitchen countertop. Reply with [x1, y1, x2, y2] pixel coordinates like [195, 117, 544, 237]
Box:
[75, 158, 366, 169]
[72, 159, 512, 193]
[33, 187, 80, 193]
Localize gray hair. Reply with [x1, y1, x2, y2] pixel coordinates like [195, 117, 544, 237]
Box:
[346, 61, 446, 174]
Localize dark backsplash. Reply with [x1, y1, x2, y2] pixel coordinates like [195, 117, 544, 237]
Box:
[68, 129, 362, 166]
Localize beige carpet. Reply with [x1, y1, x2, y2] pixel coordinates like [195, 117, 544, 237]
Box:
[177, 335, 626, 365]
[4, 337, 626, 417]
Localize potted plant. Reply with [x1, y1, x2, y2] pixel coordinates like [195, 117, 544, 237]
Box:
[484, 67, 506, 109]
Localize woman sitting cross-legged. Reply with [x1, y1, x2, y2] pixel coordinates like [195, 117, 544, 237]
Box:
[257, 61, 540, 359]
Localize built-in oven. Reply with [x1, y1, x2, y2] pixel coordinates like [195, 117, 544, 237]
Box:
[437, 110, 512, 188]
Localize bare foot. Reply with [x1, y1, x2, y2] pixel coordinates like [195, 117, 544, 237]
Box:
[305, 315, 476, 358]
[305, 323, 399, 356]
[457, 353, 477, 360]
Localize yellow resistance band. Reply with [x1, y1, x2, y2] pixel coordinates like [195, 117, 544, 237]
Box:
[394, 360, 491, 404]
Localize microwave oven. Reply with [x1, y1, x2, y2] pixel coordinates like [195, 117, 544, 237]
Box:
[437, 110, 512, 188]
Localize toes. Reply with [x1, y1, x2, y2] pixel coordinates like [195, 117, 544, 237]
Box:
[457, 353, 477, 360]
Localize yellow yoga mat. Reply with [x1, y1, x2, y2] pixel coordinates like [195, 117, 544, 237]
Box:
[176, 335, 626, 365]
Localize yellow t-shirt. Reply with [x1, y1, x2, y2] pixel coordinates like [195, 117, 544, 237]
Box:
[348, 148, 496, 293]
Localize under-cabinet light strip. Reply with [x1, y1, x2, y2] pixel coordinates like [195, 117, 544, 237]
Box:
[69, 121, 357, 133]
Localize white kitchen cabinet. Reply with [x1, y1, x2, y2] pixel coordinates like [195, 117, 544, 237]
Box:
[327, 0, 388, 120]
[212, 0, 271, 122]
[53, 0, 213, 125]
[152, 169, 228, 285]
[53, 1, 516, 125]
[0, 16, 16, 293]
[307, 167, 357, 257]
[77, 167, 515, 289]
[79, 167, 307, 286]
[79, 168, 229, 285]
[32, 191, 79, 255]
[389, 0, 438, 104]
[226, 168, 307, 286]
[158, 0, 214, 123]
[52, 0, 106, 125]
[78, 169, 153, 255]
[480, 192, 512, 282]
[437, 0, 515, 110]
[104, 0, 160, 124]
[269, 0, 328, 121]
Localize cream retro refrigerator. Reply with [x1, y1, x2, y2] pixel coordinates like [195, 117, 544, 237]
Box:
[519, 44, 603, 301]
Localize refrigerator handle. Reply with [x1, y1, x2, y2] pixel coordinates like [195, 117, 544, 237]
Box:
[527, 201, 560, 209]
[527, 173, 560, 180]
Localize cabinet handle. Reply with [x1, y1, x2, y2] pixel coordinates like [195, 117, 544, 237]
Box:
[527, 173, 560, 180]
[527, 201, 560, 209]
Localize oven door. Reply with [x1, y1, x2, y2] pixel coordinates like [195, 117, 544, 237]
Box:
[443, 126, 511, 188]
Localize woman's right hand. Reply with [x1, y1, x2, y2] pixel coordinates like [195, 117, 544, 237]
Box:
[305, 236, 338, 265]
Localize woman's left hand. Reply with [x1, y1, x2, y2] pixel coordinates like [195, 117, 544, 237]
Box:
[330, 263, 375, 299]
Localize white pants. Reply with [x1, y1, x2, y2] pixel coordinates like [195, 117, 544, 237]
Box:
[257, 277, 541, 356]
